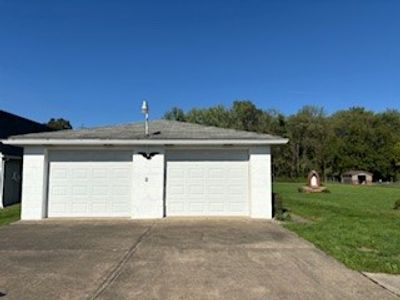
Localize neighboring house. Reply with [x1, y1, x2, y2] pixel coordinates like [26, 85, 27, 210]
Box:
[0, 110, 50, 208]
[3, 120, 288, 220]
[341, 170, 373, 185]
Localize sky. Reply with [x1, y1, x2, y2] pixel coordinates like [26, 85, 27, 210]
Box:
[1, 0, 400, 127]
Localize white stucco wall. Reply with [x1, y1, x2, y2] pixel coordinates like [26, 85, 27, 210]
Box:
[249, 146, 272, 219]
[20, 147, 48, 220]
[18, 145, 274, 220]
[131, 147, 165, 219]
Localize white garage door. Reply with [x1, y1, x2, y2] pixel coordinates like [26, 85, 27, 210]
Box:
[48, 151, 132, 217]
[166, 150, 249, 216]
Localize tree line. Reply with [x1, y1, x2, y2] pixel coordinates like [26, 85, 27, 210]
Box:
[164, 101, 400, 182]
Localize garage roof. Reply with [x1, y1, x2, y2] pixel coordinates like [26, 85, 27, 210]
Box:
[3, 120, 288, 146]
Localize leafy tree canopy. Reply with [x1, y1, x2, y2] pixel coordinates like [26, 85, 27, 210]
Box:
[46, 118, 73, 131]
[164, 101, 400, 181]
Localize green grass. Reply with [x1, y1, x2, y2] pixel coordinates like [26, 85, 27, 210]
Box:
[274, 182, 400, 274]
[0, 204, 21, 226]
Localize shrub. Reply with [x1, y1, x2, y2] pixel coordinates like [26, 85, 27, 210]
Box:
[273, 193, 291, 221]
[394, 199, 400, 210]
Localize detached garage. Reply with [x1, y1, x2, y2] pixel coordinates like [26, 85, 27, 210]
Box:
[3, 120, 288, 220]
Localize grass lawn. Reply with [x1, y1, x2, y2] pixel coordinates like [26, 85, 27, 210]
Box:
[0, 204, 21, 226]
[274, 182, 400, 274]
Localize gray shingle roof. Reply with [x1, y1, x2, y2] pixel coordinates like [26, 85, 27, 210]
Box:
[342, 170, 373, 176]
[8, 119, 285, 141]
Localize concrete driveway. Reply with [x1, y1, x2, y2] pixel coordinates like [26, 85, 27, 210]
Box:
[0, 219, 396, 300]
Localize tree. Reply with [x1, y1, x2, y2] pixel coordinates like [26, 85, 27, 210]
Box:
[163, 107, 186, 122]
[46, 118, 72, 130]
[376, 110, 400, 180]
[230, 100, 263, 132]
[186, 105, 232, 128]
[163, 101, 400, 182]
[393, 142, 400, 167]
[286, 106, 331, 179]
[330, 107, 379, 178]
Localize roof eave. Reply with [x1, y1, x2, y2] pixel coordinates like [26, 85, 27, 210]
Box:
[2, 138, 289, 146]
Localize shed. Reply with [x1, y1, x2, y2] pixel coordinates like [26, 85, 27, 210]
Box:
[341, 171, 373, 185]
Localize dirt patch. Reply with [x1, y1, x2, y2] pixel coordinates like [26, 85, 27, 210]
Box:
[290, 214, 313, 224]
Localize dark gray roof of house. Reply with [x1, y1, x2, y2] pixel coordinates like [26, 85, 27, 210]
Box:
[0, 110, 50, 139]
[8, 119, 285, 141]
[0, 110, 51, 155]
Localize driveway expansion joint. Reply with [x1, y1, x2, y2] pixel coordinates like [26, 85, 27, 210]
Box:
[88, 222, 156, 300]
[361, 272, 400, 298]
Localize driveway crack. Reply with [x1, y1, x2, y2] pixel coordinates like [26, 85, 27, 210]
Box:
[88, 222, 156, 300]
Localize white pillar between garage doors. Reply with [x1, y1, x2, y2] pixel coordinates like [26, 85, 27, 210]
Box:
[131, 147, 165, 219]
[249, 146, 272, 219]
[20, 147, 49, 220]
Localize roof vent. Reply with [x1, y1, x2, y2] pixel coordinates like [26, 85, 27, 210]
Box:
[141, 100, 149, 136]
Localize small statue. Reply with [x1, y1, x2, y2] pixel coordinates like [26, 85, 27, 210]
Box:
[300, 170, 327, 193]
[308, 170, 320, 188]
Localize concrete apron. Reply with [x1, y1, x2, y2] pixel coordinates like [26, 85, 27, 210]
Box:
[0, 218, 397, 300]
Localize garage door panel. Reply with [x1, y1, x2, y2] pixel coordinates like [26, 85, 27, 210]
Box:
[187, 184, 204, 194]
[92, 168, 107, 178]
[230, 204, 247, 212]
[113, 168, 130, 178]
[52, 168, 68, 178]
[48, 151, 132, 217]
[71, 200, 87, 211]
[169, 205, 184, 213]
[91, 201, 107, 212]
[168, 168, 184, 178]
[72, 185, 87, 194]
[188, 202, 204, 211]
[71, 168, 87, 178]
[91, 185, 106, 195]
[188, 168, 204, 178]
[209, 203, 224, 212]
[51, 185, 68, 195]
[169, 185, 184, 195]
[227, 185, 246, 194]
[50, 201, 68, 212]
[112, 185, 130, 195]
[166, 150, 249, 216]
[206, 170, 223, 179]
[228, 168, 248, 178]
[207, 185, 225, 194]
